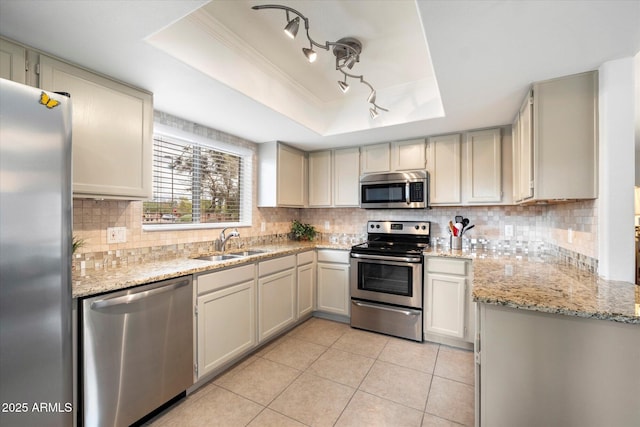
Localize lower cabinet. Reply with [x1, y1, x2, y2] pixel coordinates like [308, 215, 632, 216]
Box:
[316, 249, 350, 317]
[258, 255, 297, 342]
[195, 264, 256, 380]
[297, 250, 316, 318]
[424, 257, 474, 347]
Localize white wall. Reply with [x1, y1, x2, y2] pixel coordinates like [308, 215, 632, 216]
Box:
[598, 56, 636, 281]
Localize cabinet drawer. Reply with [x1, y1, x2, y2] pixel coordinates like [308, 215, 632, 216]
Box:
[297, 250, 315, 266]
[259, 254, 296, 277]
[427, 257, 467, 276]
[317, 249, 350, 264]
[197, 264, 255, 295]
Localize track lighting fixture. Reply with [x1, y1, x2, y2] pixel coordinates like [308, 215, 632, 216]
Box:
[302, 45, 317, 63]
[338, 78, 349, 93]
[283, 13, 299, 39]
[252, 4, 388, 118]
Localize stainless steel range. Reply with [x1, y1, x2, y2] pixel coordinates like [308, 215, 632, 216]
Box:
[350, 220, 430, 341]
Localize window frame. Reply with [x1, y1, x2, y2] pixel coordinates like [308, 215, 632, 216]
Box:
[143, 123, 252, 231]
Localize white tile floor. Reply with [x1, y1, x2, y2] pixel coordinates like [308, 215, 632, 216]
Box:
[147, 318, 475, 427]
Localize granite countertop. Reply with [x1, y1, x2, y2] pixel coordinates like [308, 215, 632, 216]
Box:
[72, 242, 349, 298]
[73, 242, 640, 325]
[425, 247, 640, 324]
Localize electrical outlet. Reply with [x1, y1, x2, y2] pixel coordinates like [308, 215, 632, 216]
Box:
[107, 227, 126, 244]
[567, 228, 573, 243]
[324, 221, 330, 230]
[261, 222, 266, 232]
[505, 224, 514, 237]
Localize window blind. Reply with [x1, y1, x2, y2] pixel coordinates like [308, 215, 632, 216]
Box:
[143, 133, 251, 228]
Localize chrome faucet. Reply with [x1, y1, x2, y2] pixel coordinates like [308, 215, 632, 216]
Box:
[218, 227, 240, 252]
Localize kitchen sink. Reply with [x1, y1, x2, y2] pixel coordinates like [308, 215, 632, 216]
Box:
[194, 254, 243, 262]
[228, 250, 268, 256]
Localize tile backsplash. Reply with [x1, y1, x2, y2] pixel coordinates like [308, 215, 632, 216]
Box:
[72, 111, 598, 273]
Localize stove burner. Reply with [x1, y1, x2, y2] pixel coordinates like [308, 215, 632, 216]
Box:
[351, 220, 431, 256]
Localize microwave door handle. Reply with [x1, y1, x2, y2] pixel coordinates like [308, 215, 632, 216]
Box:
[406, 182, 410, 205]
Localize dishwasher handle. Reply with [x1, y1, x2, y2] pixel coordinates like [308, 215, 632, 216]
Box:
[90, 279, 190, 310]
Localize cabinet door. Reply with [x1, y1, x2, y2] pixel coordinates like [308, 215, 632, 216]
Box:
[533, 71, 597, 200]
[425, 273, 466, 339]
[465, 129, 502, 203]
[308, 150, 332, 207]
[426, 134, 461, 204]
[197, 280, 256, 379]
[258, 268, 296, 342]
[39, 55, 152, 199]
[392, 139, 426, 171]
[297, 262, 315, 318]
[512, 113, 522, 202]
[317, 263, 350, 316]
[277, 144, 306, 206]
[360, 143, 390, 174]
[518, 93, 534, 201]
[333, 147, 360, 206]
[0, 39, 26, 83]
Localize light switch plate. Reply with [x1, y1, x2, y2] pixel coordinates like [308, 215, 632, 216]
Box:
[107, 226, 126, 244]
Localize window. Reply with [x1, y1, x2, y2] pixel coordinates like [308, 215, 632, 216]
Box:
[143, 124, 252, 230]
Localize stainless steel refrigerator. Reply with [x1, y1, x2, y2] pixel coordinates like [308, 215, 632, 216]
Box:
[0, 78, 73, 426]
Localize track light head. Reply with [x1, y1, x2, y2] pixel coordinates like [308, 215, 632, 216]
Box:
[338, 80, 350, 93]
[369, 107, 379, 119]
[284, 16, 299, 39]
[367, 90, 377, 104]
[303, 47, 317, 63]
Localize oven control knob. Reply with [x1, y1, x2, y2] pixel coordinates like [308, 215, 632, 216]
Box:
[376, 224, 380, 228]
[415, 225, 419, 230]
[422, 226, 426, 230]
[370, 224, 375, 229]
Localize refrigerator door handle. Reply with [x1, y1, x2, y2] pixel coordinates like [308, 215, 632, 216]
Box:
[90, 279, 190, 310]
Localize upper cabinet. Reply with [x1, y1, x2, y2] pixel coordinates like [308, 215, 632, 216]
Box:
[391, 139, 427, 171]
[0, 38, 26, 83]
[39, 55, 153, 200]
[258, 141, 307, 207]
[428, 129, 508, 206]
[360, 143, 390, 174]
[427, 134, 462, 205]
[464, 128, 502, 203]
[308, 147, 360, 208]
[360, 140, 426, 174]
[512, 71, 598, 203]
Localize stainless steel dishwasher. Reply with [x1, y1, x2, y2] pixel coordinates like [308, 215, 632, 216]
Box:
[80, 276, 193, 426]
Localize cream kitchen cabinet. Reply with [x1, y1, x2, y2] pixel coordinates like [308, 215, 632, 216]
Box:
[258, 255, 297, 342]
[428, 129, 506, 206]
[258, 141, 307, 207]
[0, 38, 26, 83]
[360, 140, 426, 174]
[391, 139, 426, 171]
[308, 147, 360, 207]
[360, 143, 390, 174]
[424, 257, 473, 348]
[333, 147, 360, 206]
[195, 264, 256, 380]
[316, 249, 350, 318]
[39, 55, 153, 200]
[297, 250, 316, 318]
[426, 134, 462, 204]
[463, 128, 502, 203]
[512, 71, 598, 203]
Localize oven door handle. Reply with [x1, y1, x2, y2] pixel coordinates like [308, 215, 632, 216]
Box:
[352, 300, 420, 316]
[350, 253, 422, 263]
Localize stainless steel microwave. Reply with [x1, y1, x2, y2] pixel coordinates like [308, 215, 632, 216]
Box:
[360, 171, 429, 209]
